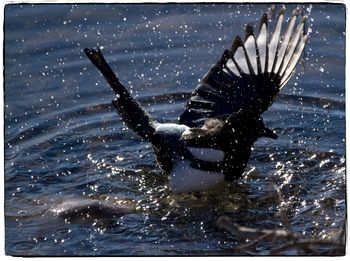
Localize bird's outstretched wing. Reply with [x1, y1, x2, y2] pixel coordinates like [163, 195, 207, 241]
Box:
[179, 8, 308, 127]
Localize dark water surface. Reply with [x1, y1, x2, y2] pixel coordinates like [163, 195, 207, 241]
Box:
[4, 3, 345, 256]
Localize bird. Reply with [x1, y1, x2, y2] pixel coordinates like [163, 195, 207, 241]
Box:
[84, 7, 308, 193]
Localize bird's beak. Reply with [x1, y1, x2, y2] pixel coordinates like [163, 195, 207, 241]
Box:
[261, 127, 278, 139]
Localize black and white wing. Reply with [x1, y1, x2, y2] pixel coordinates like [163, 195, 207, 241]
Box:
[179, 8, 308, 127]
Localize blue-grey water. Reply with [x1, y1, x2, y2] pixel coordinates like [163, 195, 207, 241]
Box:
[4, 3, 345, 256]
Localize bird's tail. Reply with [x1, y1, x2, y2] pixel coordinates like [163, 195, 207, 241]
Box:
[84, 48, 157, 142]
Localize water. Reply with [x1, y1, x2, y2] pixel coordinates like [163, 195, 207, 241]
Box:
[4, 3, 345, 256]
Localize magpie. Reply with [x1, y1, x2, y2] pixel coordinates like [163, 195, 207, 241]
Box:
[84, 7, 308, 192]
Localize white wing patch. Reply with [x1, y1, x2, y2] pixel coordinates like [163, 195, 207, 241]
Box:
[245, 35, 258, 75]
[267, 11, 284, 73]
[274, 15, 297, 74]
[226, 58, 240, 76]
[234, 46, 250, 74]
[223, 7, 307, 90]
[281, 34, 308, 85]
[280, 17, 306, 75]
[256, 23, 267, 73]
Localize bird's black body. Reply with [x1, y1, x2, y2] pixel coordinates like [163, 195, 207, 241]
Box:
[84, 7, 308, 192]
[183, 111, 278, 181]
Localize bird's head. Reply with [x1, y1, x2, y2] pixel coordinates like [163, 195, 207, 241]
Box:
[224, 110, 278, 141]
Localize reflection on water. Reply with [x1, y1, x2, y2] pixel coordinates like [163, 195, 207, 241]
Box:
[4, 3, 345, 256]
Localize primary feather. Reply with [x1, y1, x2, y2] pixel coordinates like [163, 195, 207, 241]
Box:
[180, 7, 308, 127]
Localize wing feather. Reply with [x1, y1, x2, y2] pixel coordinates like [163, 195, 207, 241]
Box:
[267, 8, 285, 73]
[179, 7, 308, 127]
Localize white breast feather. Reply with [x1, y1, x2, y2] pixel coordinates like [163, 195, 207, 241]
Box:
[169, 160, 225, 193]
[155, 124, 226, 192]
